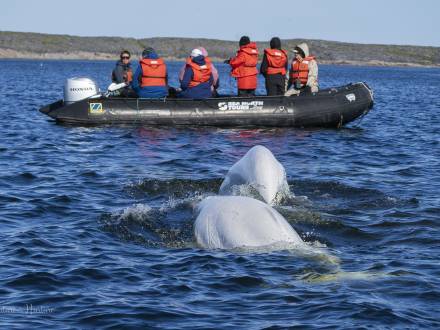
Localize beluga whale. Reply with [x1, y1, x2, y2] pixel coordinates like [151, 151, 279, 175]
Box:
[192, 145, 351, 273]
[219, 145, 290, 204]
[194, 195, 304, 250]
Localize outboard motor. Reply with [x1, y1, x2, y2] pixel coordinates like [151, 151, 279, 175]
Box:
[63, 77, 99, 105]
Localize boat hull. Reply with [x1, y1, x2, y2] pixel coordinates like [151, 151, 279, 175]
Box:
[39, 82, 373, 128]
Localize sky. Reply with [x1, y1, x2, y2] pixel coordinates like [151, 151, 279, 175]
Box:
[1, 0, 439, 47]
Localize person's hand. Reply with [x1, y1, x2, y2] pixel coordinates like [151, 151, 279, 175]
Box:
[284, 88, 300, 97]
[223, 59, 231, 64]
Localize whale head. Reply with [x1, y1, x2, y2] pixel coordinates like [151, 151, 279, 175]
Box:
[219, 145, 290, 204]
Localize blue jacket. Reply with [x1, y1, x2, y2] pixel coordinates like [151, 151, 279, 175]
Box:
[180, 55, 213, 99]
[132, 51, 168, 98]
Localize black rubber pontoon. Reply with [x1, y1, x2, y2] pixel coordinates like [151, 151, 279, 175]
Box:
[39, 82, 373, 127]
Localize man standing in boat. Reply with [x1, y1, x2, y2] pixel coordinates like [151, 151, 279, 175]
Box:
[286, 43, 319, 95]
[260, 37, 288, 96]
[225, 36, 259, 97]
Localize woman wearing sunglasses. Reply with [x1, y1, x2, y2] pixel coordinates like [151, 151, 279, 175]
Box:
[112, 50, 133, 84]
[111, 50, 134, 96]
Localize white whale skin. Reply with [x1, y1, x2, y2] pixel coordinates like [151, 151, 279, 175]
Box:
[219, 145, 289, 204]
[194, 196, 303, 250]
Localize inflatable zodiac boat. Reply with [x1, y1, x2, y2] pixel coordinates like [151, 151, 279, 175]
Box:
[39, 77, 374, 127]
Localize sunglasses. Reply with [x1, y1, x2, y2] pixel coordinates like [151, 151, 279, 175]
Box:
[121, 56, 130, 60]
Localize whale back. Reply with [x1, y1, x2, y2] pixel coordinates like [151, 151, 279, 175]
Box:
[194, 196, 303, 250]
[219, 145, 289, 204]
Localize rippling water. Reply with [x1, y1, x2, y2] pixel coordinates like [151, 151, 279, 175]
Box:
[0, 59, 439, 329]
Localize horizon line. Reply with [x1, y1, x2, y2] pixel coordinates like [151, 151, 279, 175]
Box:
[1, 30, 439, 49]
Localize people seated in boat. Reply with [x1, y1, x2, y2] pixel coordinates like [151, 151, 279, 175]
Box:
[225, 36, 259, 97]
[260, 37, 288, 96]
[179, 47, 220, 96]
[131, 47, 168, 98]
[285, 43, 318, 96]
[112, 50, 133, 84]
[111, 50, 136, 97]
[179, 49, 214, 99]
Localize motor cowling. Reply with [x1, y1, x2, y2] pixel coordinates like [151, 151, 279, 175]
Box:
[64, 77, 99, 104]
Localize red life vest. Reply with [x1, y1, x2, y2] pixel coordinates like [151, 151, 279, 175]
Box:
[230, 42, 259, 78]
[125, 69, 133, 83]
[186, 59, 212, 88]
[140, 58, 167, 87]
[264, 48, 288, 75]
[289, 56, 315, 85]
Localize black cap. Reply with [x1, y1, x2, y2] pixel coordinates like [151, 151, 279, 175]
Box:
[142, 47, 155, 58]
[239, 36, 250, 47]
[270, 37, 281, 50]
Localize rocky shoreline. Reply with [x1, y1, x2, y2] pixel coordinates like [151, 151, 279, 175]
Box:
[1, 31, 439, 68]
[2, 48, 438, 68]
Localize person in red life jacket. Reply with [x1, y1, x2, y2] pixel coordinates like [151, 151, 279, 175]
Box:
[179, 49, 214, 99]
[260, 37, 288, 96]
[286, 43, 319, 95]
[131, 47, 168, 98]
[225, 36, 259, 97]
[179, 47, 220, 96]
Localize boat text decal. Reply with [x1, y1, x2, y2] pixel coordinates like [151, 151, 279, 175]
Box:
[218, 101, 264, 111]
[89, 103, 104, 114]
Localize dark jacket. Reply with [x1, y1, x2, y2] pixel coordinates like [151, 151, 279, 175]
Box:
[131, 51, 168, 98]
[112, 60, 132, 83]
[180, 55, 214, 99]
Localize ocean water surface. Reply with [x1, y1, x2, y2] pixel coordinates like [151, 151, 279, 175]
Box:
[0, 59, 439, 329]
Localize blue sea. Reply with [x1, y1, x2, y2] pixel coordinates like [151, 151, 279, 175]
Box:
[0, 59, 439, 329]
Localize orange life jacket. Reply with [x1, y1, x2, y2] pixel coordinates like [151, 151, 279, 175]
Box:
[264, 48, 288, 75]
[140, 58, 167, 87]
[186, 59, 212, 88]
[289, 56, 315, 85]
[125, 69, 133, 83]
[230, 42, 259, 78]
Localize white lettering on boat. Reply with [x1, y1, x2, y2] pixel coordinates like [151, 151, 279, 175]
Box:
[218, 101, 264, 111]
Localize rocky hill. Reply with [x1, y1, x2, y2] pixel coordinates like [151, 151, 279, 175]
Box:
[1, 31, 439, 67]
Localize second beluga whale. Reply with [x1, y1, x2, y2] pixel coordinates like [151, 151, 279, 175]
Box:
[219, 145, 290, 204]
